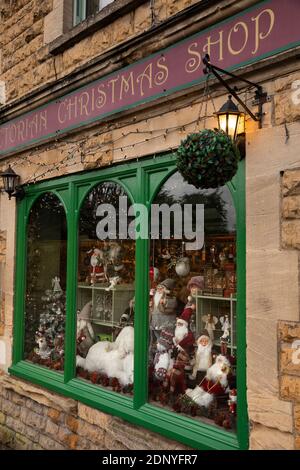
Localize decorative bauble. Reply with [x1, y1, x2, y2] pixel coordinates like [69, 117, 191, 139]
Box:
[176, 129, 240, 189]
[175, 257, 190, 277]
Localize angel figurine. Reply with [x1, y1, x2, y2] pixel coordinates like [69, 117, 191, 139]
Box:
[202, 313, 218, 341]
[52, 276, 62, 293]
[220, 314, 231, 355]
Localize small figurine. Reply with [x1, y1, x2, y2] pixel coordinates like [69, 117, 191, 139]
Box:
[153, 328, 174, 382]
[220, 315, 231, 355]
[35, 335, 52, 359]
[52, 276, 62, 293]
[88, 248, 106, 285]
[190, 331, 213, 381]
[120, 297, 135, 325]
[185, 355, 230, 408]
[186, 276, 204, 307]
[175, 257, 190, 277]
[105, 275, 121, 291]
[202, 313, 218, 341]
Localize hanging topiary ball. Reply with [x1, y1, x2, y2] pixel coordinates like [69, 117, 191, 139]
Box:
[176, 129, 240, 189]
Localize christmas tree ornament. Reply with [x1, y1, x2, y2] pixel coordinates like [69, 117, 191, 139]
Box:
[175, 257, 190, 277]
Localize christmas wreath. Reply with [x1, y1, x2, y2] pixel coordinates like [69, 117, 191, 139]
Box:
[176, 129, 240, 189]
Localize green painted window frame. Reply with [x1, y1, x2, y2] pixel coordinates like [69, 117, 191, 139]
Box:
[9, 153, 247, 450]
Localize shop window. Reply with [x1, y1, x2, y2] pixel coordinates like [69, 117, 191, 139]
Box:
[73, 0, 115, 25]
[76, 182, 135, 395]
[12, 156, 246, 450]
[24, 193, 67, 371]
[148, 172, 237, 431]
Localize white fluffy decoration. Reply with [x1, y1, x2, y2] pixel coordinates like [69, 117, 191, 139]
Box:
[76, 326, 134, 386]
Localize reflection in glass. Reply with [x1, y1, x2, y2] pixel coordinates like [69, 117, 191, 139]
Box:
[148, 172, 237, 431]
[24, 193, 67, 371]
[76, 182, 135, 395]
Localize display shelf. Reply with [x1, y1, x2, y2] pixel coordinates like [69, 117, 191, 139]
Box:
[195, 293, 236, 355]
[77, 282, 135, 338]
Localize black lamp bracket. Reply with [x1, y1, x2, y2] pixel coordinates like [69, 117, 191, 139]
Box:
[203, 54, 269, 128]
[7, 186, 25, 201]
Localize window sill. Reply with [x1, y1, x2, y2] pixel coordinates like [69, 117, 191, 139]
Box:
[49, 0, 149, 55]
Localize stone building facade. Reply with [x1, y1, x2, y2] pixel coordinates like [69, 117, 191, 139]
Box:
[0, 0, 299, 450]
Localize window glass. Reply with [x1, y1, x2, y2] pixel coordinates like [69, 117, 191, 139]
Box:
[148, 172, 237, 431]
[74, 0, 114, 25]
[24, 193, 67, 371]
[76, 182, 135, 395]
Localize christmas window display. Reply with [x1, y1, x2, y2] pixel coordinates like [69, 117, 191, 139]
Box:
[148, 172, 237, 431]
[76, 182, 135, 395]
[24, 193, 67, 371]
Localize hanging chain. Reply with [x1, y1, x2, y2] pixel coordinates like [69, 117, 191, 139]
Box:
[194, 74, 217, 132]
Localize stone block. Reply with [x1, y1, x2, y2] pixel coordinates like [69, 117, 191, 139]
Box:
[280, 375, 300, 402]
[0, 423, 15, 445]
[282, 170, 300, 196]
[294, 405, 300, 433]
[14, 432, 32, 450]
[133, 3, 151, 34]
[26, 398, 44, 415]
[45, 419, 60, 437]
[77, 420, 105, 445]
[279, 342, 300, 375]
[296, 435, 300, 450]
[274, 71, 300, 93]
[78, 403, 112, 429]
[282, 220, 300, 249]
[6, 416, 25, 435]
[65, 415, 78, 433]
[282, 195, 300, 219]
[20, 408, 47, 430]
[39, 434, 65, 450]
[0, 410, 5, 424]
[250, 422, 294, 450]
[247, 390, 293, 433]
[1, 398, 20, 418]
[247, 250, 299, 321]
[274, 91, 300, 126]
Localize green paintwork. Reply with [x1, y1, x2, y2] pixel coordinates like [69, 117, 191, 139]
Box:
[9, 153, 248, 450]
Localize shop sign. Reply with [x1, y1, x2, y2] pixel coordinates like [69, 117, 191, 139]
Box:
[0, 0, 299, 156]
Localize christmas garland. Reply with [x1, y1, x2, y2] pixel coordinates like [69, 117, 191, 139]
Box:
[176, 129, 240, 189]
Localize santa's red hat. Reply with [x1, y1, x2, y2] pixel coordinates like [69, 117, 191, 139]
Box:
[177, 307, 193, 326]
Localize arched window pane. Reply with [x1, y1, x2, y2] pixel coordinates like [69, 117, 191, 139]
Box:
[148, 172, 237, 431]
[76, 182, 135, 396]
[24, 193, 67, 371]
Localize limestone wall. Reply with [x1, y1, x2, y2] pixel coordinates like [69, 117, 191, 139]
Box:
[0, 373, 189, 450]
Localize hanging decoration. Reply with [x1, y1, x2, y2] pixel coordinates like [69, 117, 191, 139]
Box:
[176, 129, 240, 189]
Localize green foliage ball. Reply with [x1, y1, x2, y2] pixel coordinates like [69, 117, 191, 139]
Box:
[176, 129, 240, 189]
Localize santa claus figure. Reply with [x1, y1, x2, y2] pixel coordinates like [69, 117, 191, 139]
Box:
[185, 354, 230, 408]
[173, 307, 195, 356]
[88, 248, 106, 285]
[164, 308, 195, 394]
[190, 331, 213, 381]
[150, 278, 178, 339]
[153, 328, 174, 382]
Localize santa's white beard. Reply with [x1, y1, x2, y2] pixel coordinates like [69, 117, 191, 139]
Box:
[174, 323, 188, 343]
[195, 343, 212, 371]
[154, 291, 163, 308]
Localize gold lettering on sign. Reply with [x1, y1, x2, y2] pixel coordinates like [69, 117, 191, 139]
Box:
[203, 30, 224, 61]
[78, 92, 90, 117]
[17, 120, 25, 141]
[154, 56, 169, 85]
[67, 96, 78, 120]
[185, 43, 201, 73]
[58, 101, 67, 124]
[108, 76, 120, 104]
[228, 22, 249, 55]
[40, 110, 48, 131]
[137, 63, 153, 96]
[120, 72, 135, 101]
[252, 8, 275, 55]
[96, 84, 107, 109]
